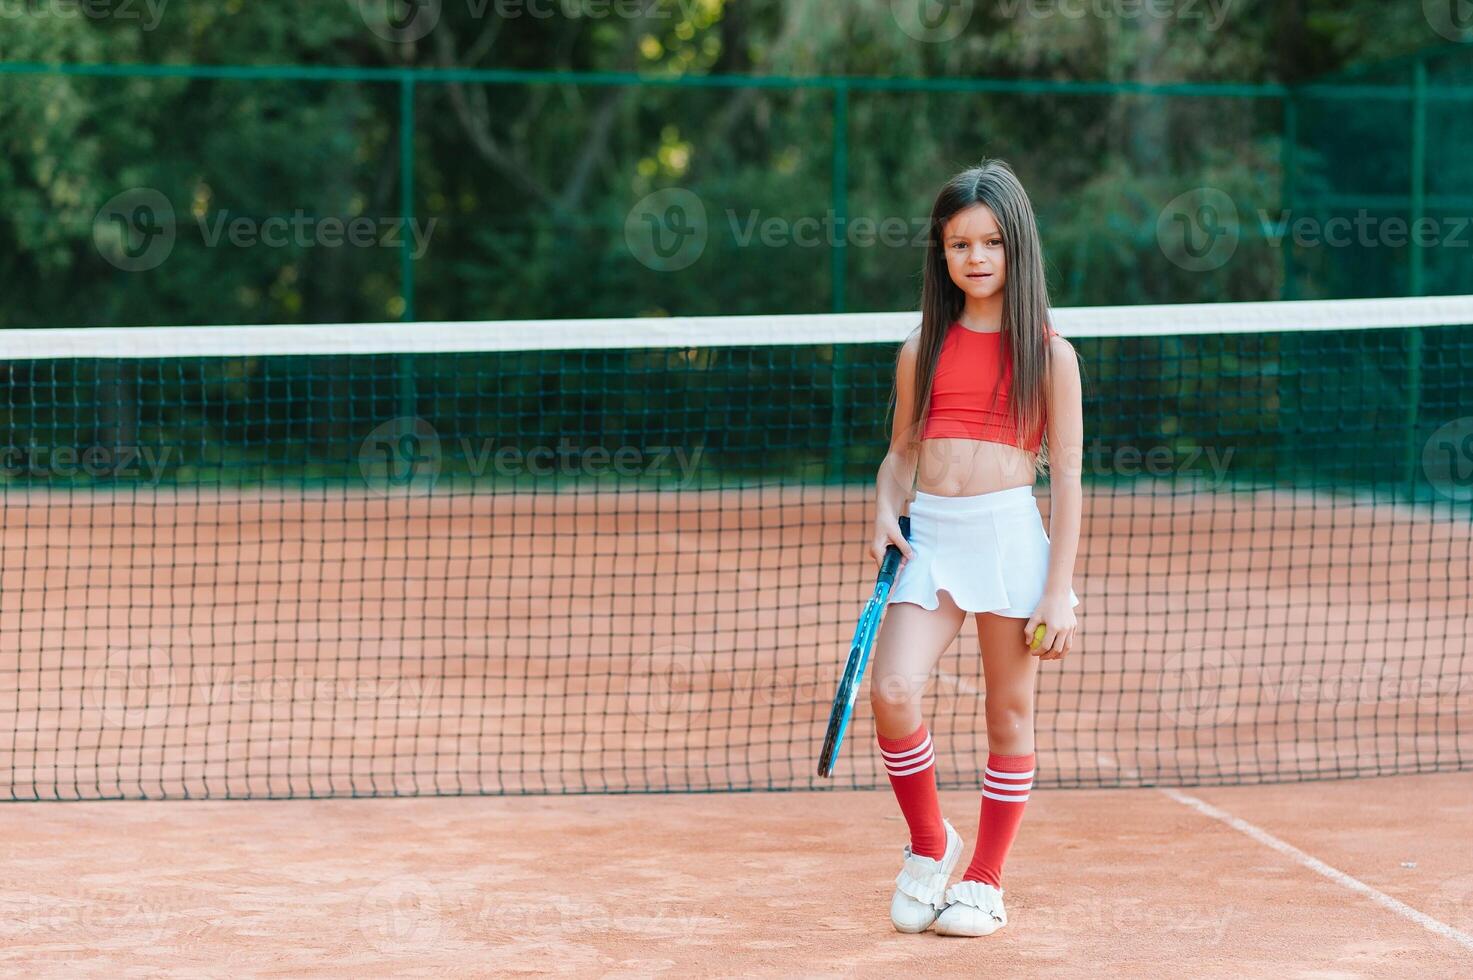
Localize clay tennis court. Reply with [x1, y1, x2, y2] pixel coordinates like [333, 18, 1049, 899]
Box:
[2, 775, 1470, 975]
[1, 483, 1470, 973]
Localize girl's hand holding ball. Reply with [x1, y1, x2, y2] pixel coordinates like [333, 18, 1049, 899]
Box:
[1025, 597, 1077, 661]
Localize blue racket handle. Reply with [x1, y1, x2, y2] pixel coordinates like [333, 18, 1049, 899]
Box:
[817, 514, 914, 777]
[877, 514, 909, 587]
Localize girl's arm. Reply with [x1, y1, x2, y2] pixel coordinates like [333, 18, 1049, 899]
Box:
[871, 334, 920, 566]
[1032, 334, 1084, 657]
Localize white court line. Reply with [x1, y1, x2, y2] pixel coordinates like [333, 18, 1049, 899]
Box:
[1161, 787, 1473, 954]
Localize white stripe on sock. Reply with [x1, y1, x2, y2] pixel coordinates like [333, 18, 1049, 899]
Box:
[982, 789, 1030, 802]
[885, 753, 935, 778]
[984, 766, 1034, 781]
[879, 734, 933, 764]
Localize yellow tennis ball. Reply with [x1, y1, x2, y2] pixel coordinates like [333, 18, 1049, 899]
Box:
[1030, 624, 1046, 650]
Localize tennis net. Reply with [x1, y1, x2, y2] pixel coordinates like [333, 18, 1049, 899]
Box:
[2, 296, 1471, 800]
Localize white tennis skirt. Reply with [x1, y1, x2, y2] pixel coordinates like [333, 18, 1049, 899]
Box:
[889, 485, 1081, 619]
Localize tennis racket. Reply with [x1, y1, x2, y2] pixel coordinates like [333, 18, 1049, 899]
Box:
[817, 515, 911, 778]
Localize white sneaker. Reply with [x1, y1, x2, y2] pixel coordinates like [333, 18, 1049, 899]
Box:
[889, 819, 962, 933]
[934, 879, 1007, 937]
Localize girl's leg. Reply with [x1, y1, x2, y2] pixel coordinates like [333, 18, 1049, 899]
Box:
[960, 611, 1040, 886]
[869, 596, 967, 859]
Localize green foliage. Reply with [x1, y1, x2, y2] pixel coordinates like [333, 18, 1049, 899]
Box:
[0, 1, 1467, 495]
[0, 0, 1462, 328]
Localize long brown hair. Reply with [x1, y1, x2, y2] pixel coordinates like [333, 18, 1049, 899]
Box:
[903, 160, 1056, 472]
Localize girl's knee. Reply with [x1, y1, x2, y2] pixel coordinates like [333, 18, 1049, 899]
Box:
[870, 665, 926, 711]
[985, 703, 1032, 738]
[869, 683, 906, 720]
[870, 688, 919, 734]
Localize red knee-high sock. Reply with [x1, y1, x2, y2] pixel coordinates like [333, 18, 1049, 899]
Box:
[877, 723, 946, 860]
[961, 751, 1035, 886]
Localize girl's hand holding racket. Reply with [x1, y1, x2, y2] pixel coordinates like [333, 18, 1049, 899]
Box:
[871, 516, 915, 568]
[1024, 595, 1077, 661]
[819, 516, 912, 777]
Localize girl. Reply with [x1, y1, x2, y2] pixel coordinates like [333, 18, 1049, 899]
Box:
[869, 160, 1082, 938]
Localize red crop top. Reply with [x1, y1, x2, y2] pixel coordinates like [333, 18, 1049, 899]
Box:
[920, 321, 1056, 452]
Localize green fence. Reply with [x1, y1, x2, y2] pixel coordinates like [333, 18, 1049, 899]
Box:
[2, 48, 1472, 502]
[3, 43, 1471, 331]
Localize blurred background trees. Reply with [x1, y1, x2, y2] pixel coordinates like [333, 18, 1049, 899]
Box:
[0, 2, 1468, 492]
[0, 0, 1464, 329]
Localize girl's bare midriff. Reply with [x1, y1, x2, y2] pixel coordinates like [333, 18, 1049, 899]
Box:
[915, 437, 1036, 497]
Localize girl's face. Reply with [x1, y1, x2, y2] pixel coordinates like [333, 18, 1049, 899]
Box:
[942, 204, 1006, 301]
